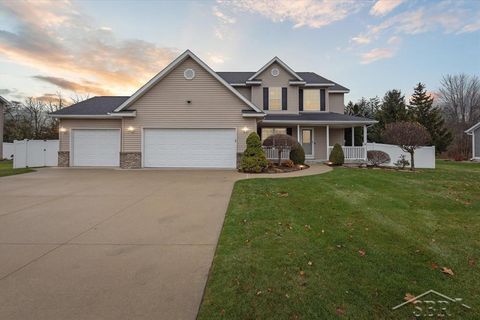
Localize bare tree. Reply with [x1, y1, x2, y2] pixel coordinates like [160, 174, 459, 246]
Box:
[70, 93, 90, 104]
[262, 134, 297, 165]
[438, 74, 480, 125]
[383, 122, 431, 171]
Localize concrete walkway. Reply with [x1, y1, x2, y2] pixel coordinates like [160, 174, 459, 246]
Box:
[0, 165, 330, 320]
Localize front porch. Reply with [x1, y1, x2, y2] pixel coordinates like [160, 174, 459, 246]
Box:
[259, 124, 369, 162]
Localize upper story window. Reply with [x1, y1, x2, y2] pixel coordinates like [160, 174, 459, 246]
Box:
[269, 87, 282, 110]
[301, 89, 326, 111]
[304, 89, 320, 111]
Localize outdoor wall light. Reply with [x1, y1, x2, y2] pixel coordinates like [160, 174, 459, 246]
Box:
[59, 127, 67, 133]
[241, 126, 250, 133]
[126, 126, 135, 132]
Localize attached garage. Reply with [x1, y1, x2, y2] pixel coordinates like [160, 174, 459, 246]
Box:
[143, 128, 237, 168]
[71, 129, 120, 167]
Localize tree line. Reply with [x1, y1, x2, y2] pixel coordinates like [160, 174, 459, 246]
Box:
[3, 94, 88, 142]
[346, 73, 480, 159]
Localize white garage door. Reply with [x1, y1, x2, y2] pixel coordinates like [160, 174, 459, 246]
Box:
[144, 129, 236, 168]
[72, 129, 120, 167]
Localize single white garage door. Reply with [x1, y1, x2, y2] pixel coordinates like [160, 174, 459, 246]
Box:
[72, 129, 120, 166]
[144, 128, 236, 168]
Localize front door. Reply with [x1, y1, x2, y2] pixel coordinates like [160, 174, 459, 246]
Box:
[301, 128, 314, 158]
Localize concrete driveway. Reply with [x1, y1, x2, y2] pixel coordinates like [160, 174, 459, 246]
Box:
[0, 168, 239, 320]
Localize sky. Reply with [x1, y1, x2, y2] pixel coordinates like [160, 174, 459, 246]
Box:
[0, 0, 479, 103]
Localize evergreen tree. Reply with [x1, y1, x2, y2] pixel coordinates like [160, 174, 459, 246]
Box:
[409, 83, 452, 153]
[370, 90, 409, 142]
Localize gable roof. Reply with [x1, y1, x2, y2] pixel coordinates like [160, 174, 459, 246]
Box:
[50, 96, 130, 117]
[114, 50, 262, 113]
[216, 71, 349, 92]
[247, 56, 303, 81]
[0, 96, 9, 105]
[465, 122, 480, 133]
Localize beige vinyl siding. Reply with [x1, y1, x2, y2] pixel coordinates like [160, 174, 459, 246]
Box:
[123, 57, 256, 153]
[235, 87, 251, 101]
[330, 128, 345, 146]
[58, 119, 122, 152]
[251, 62, 299, 114]
[329, 93, 345, 114]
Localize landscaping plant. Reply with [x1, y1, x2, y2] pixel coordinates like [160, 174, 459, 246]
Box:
[263, 134, 297, 166]
[367, 150, 390, 167]
[383, 121, 431, 171]
[394, 154, 410, 169]
[329, 143, 344, 165]
[289, 142, 305, 165]
[240, 132, 268, 173]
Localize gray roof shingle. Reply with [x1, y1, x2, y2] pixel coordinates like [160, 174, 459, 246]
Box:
[216, 71, 348, 91]
[50, 96, 129, 115]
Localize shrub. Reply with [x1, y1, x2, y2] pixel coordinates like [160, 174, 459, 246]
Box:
[367, 150, 391, 167]
[263, 134, 297, 165]
[283, 159, 295, 168]
[329, 143, 344, 165]
[289, 142, 305, 165]
[393, 154, 410, 170]
[240, 132, 268, 173]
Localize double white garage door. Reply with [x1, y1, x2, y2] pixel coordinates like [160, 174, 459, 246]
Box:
[71, 128, 236, 168]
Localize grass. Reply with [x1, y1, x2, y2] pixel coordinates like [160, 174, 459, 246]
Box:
[198, 161, 480, 319]
[0, 160, 34, 177]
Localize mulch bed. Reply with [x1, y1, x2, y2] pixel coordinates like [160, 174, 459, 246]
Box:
[264, 164, 310, 173]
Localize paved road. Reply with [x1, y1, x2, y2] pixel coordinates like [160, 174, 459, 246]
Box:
[0, 168, 238, 320]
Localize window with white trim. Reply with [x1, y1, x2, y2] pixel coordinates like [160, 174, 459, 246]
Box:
[261, 128, 287, 141]
[304, 89, 320, 111]
[269, 87, 282, 110]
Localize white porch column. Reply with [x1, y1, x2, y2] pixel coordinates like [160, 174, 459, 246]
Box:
[351, 126, 355, 146]
[297, 125, 300, 143]
[326, 125, 330, 159]
[363, 125, 367, 160]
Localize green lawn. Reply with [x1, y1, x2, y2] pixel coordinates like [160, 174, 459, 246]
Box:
[198, 161, 480, 319]
[0, 160, 34, 177]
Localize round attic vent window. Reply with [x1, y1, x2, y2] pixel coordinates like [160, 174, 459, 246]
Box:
[271, 68, 280, 77]
[184, 68, 195, 80]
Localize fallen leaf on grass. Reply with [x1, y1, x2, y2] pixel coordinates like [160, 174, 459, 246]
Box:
[358, 249, 366, 257]
[431, 263, 439, 269]
[299, 270, 305, 277]
[307, 261, 313, 266]
[468, 259, 476, 267]
[404, 293, 417, 304]
[336, 307, 346, 315]
[441, 267, 454, 276]
[256, 290, 262, 296]
[277, 192, 289, 197]
[304, 224, 311, 231]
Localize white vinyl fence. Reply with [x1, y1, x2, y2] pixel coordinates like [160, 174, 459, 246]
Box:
[13, 140, 59, 168]
[2, 143, 14, 160]
[366, 143, 435, 169]
[262, 146, 291, 161]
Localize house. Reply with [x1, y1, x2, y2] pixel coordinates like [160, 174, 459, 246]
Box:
[50, 50, 376, 169]
[465, 122, 480, 160]
[0, 96, 8, 159]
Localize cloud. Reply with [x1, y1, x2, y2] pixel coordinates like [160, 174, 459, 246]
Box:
[207, 53, 226, 65]
[32, 75, 112, 96]
[0, 89, 13, 95]
[0, 0, 178, 96]
[219, 0, 366, 29]
[361, 47, 396, 64]
[213, 6, 236, 24]
[370, 0, 404, 16]
[351, 35, 371, 45]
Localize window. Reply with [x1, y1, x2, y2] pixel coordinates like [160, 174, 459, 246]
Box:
[261, 128, 287, 141]
[269, 87, 282, 110]
[184, 68, 195, 80]
[304, 89, 320, 111]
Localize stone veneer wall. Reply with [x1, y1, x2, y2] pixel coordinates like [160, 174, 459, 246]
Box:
[58, 151, 70, 167]
[120, 152, 142, 169]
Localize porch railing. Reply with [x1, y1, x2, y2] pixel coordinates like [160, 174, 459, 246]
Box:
[328, 146, 366, 160]
[262, 146, 291, 161]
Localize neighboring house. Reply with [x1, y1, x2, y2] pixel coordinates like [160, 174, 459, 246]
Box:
[465, 122, 480, 160]
[0, 96, 8, 159]
[50, 50, 376, 169]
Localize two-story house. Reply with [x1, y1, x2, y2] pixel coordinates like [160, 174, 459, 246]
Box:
[51, 50, 376, 169]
